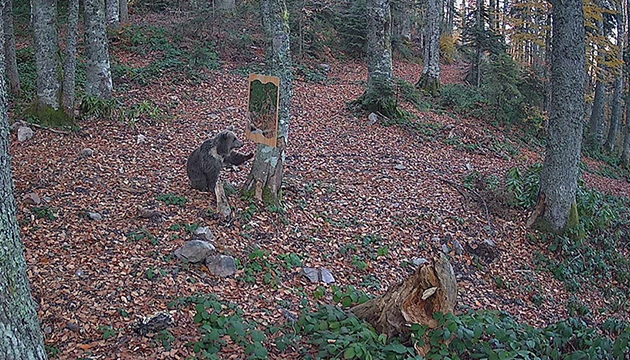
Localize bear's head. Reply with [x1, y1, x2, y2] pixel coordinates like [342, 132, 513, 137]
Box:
[215, 129, 244, 156]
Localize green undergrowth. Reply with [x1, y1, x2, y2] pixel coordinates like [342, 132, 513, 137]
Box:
[299, 307, 630, 360]
[175, 291, 630, 360]
[504, 164, 630, 313]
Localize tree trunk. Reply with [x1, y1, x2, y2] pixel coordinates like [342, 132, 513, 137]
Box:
[604, 76, 622, 152]
[351, 254, 457, 355]
[84, 0, 113, 100]
[528, 0, 585, 234]
[447, 0, 454, 34]
[62, 0, 79, 118]
[119, 0, 128, 24]
[604, 9, 624, 153]
[245, 0, 292, 206]
[358, 0, 396, 116]
[622, 92, 630, 167]
[417, 0, 440, 94]
[391, 0, 411, 43]
[32, 0, 61, 109]
[588, 79, 605, 151]
[106, 0, 119, 30]
[3, 0, 19, 95]
[0, 9, 48, 360]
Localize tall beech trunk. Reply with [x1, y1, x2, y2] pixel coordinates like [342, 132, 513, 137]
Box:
[604, 9, 624, 153]
[623, 0, 630, 167]
[119, 0, 128, 24]
[528, 0, 585, 233]
[3, 0, 19, 94]
[245, 0, 292, 206]
[588, 79, 605, 150]
[0, 10, 48, 360]
[106, 0, 119, 30]
[358, 0, 396, 116]
[62, 0, 79, 118]
[417, 0, 440, 94]
[604, 76, 622, 152]
[84, 0, 113, 100]
[351, 254, 457, 355]
[392, 0, 411, 42]
[32, 0, 61, 109]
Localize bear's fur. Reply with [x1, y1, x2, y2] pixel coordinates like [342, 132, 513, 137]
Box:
[187, 129, 253, 192]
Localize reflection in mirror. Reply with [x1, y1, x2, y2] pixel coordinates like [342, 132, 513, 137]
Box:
[246, 74, 279, 147]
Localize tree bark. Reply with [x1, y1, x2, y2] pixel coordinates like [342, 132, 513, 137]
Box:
[351, 254, 457, 354]
[62, 0, 79, 118]
[622, 0, 630, 167]
[604, 8, 624, 153]
[245, 0, 292, 206]
[106, 0, 119, 30]
[391, 0, 411, 43]
[217, 0, 235, 10]
[84, 0, 113, 100]
[2, 0, 19, 95]
[588, 79, 605, 150]
[119, 0, 128, 24]
[417, 0, 440, 94]
[528, 0, 585, 233]
[357, 0, 396, 116]
[0, 9, 48, 360]
[604, 76, 622, 152]
[32, 0, 61, 109]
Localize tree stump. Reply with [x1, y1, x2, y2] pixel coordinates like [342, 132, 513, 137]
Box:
[214, 181, 231, 219]
[351, 254, 457, 341]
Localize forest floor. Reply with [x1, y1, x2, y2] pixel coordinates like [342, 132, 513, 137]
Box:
[8, 11, 630, 360]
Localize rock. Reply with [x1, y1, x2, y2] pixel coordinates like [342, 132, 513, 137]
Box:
[75, 269, 84, 277]
[65, 322, 79, 332]
[23, 192, 41, 205]
[17, 126, 34, 142]
[394, 163, 407, 171]
[412, 257, 429, 266]
[453, 239, 464, 255]
[205, 255, 236, 277]
[209, 113, 220, 120]
[465, 163, 473, 171]
[302, 267, 334, 284]
[483, 239, 496, 247]
[174, 240, 215, 263]
[9, 120, 27, 132]
[302, 267, 319, 283]
[87, 212, 102, 221]
[319, 63, 330, 72]
[80, 148, 94, 157]
[43, 326, 53, 334]
[368, 112, 378, 125]
[441, 244, 450, 254]
[320, 268, 335, 284]
[193, 226, 215, 242]
[431, 236, 441, 245]
[136, 134, 147, 144]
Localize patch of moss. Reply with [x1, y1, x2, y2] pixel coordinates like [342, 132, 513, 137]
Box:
[262, 186, 281, 207]
[26, 103, 75, 128]
[417, 74, 440, 96]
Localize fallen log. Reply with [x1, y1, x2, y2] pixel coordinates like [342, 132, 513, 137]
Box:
[351, 253, 457, 341]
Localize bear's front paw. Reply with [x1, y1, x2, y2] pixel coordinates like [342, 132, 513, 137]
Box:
[245, 153, 254, 160]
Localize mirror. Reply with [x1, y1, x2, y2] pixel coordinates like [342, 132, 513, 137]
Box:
[245, 74, 279, 148]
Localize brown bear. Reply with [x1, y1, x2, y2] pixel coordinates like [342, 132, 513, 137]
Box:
[186, 128, 253, 192]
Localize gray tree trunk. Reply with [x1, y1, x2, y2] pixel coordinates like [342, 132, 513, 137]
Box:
[3, 0, 19, 95]
[245, 0, 292, 206]
[32, 0, 61, 109]
[62, 0, 79, 118]
[106, 0, 119, 30]
[391, 0, 411, 42]
[366, 0, 393, 90]
[604, 76, 622, 152]
[417, 0, 440, 94]
[588, 79, 605, 150]
[528, 0, 585, 233]
[0, 9, 48, 360]
[84, 0, 113, 100]
[446, 0, 454, 34]
[604, 9, 624, 153]
[622, 0, 630, 167]
[119, 0, 128, 24]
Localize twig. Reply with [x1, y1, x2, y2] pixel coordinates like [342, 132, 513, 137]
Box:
[439, 177, 470, 208]
[439, 177, 494, 235]
[23, 122, 72, 135]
